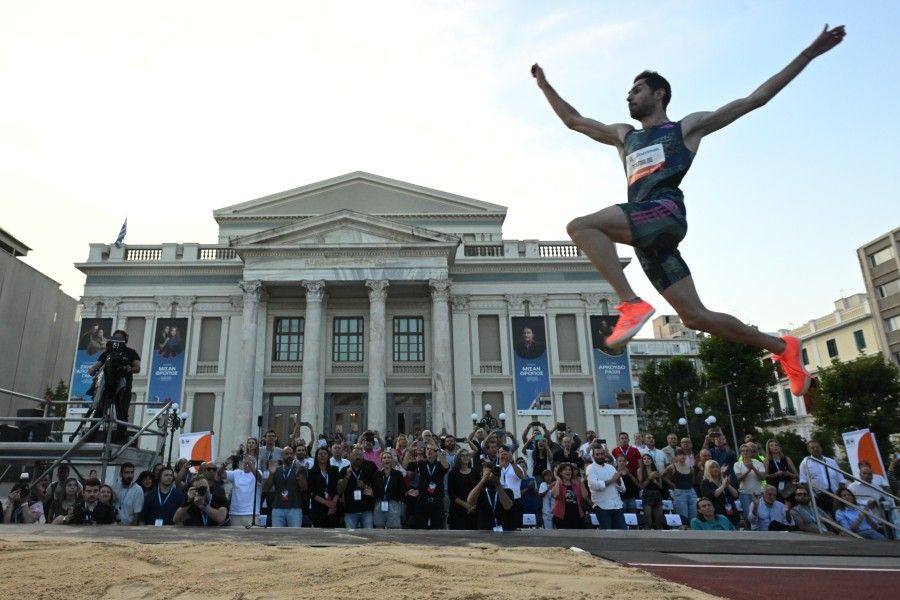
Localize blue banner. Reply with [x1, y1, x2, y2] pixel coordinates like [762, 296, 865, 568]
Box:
[68, 318, 114, 409]
[590, 315, 634, 410]
[511, 316, 552, 416]
[147, 317, 189, 407]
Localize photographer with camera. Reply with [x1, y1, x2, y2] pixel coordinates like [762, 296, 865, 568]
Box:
[139, 466, 184, 526]
[173, 475, 228, 526]
[466, 462, 515, 531]
[87, 329, 140, 442]
[52, 479, 116, 525]
[2, 482, 43, 524]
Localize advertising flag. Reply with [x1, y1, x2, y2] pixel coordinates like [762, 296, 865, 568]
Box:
[68, 317, 114, 412]
[511, 316, 552, 416]
[147, 317, 189, 409]
[180, 431, 215, 463]
[590, 315, 634, 411]
[842, 428, 887, 479]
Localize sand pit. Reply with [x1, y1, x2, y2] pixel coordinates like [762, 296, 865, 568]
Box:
[0, 533, 718, 600]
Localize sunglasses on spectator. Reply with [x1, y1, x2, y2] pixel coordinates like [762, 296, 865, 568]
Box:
[205, 467, 218, 472]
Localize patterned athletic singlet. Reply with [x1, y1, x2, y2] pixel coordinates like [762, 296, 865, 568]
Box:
[618, 121, 695, 292]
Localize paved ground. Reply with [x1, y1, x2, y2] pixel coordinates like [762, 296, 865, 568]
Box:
[5, 526, 899, 599]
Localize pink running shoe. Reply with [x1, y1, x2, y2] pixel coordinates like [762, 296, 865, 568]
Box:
[605, 300, 655, 348]
[774, 335, 811, 396]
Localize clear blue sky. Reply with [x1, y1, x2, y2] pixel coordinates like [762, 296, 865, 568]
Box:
[2, 1, 898, 335]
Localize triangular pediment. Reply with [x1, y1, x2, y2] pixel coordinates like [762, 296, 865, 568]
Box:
[214, 171, 507, 219]
[232, 210, 460, 248]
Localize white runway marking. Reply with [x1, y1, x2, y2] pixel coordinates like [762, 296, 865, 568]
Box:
[629, 563, 900, 572]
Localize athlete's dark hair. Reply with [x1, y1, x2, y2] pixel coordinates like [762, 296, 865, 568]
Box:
[634, 70, 671, 108]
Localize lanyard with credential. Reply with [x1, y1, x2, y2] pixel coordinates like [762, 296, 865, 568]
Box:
[485, 489, 499, 528]
[282, 464, 294, 481]
[426, 463, 437, 481]
[157, 487, 174, 508]
[383, 472, 392, 498]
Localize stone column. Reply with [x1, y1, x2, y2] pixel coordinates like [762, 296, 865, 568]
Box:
[366, 280, 389, 435]
[429, 279, 453, 434]
[301, 281, 326, 431]
[228, 280, 262, 449]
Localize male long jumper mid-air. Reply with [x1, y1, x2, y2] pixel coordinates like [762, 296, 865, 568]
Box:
[532, 24, 846, 398]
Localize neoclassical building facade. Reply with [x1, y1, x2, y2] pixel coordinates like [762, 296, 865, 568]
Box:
[76, 172, 636, 456]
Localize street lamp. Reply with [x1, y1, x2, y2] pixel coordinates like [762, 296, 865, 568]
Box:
[157, 403, 189, 467]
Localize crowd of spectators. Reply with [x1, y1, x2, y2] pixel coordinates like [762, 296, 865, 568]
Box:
[3, 423, 898, 540]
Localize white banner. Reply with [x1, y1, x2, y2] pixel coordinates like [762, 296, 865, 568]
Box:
[842, 428, 887, 479]
[180, 431, 215, 463]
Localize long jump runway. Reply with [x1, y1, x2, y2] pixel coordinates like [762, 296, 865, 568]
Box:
[5, 526, 899, 599]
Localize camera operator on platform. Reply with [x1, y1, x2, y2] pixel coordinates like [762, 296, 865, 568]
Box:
[87, 329, 141, 441]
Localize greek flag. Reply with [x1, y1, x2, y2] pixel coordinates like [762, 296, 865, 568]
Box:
[114, 218, 127, 248]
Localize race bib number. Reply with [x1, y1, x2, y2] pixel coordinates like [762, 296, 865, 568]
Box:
[626, 143, 665, 185]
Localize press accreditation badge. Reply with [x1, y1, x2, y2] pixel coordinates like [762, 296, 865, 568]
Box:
[492, 525, 504, 533]
[626, 143, 665, 185]
[354, 489, 362, 501]
[154, 518, 163, 527]
[381, 500, 389, 512]
[280, 489, 289, 502]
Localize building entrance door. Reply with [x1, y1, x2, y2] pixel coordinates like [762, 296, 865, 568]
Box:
[393, 394, 426, 436]
[269, 394, 300, 446]
[331, 394, 363, 439]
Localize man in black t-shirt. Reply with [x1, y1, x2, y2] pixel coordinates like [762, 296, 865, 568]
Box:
[411, 445, 449, 529]
[87, 329, 141, 442]
[338, 446, 377, 529]
[53, 479, 115, 525]
[173, 475, 228, 526]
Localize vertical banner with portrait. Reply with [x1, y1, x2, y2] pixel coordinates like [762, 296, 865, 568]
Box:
[68, 318, 114, 412]
[147, 317, 189, 409]
[590, 315, 635, 411]
[511, 316, 552, 416]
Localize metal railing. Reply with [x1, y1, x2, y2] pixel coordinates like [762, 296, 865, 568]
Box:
[0, 387, 171, 482]
[803, 456, 899, 540]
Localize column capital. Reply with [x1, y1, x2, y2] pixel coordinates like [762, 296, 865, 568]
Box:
[449, 294, 470, 312]
[155, 295, 177, 310]
[239, 280, 263, 299]
[580, 293, 614, 310]
[303, 280, 327, 302]
[428, 278, 451, 302]
[175, 295, 197, 309]
[504, 293, 526, 310]
[365, 279, 390, 302]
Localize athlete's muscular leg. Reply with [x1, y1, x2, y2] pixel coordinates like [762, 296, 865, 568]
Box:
[662, 277, 787, 354]
[567, 206, 638, 301]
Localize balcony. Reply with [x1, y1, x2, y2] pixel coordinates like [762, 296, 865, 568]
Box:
[393, 362, 426, 375]
[85, 243, 242, 265]
[272, 361, 302, 374]
[479, 361, 502, 374]
[559, 360, 581, 374]
[458, 240, 584, 260]
[196, 361, 219, 375]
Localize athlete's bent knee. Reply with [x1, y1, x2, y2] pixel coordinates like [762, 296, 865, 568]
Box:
[679, 309, 711, 333]
[566, 216, 588, 239]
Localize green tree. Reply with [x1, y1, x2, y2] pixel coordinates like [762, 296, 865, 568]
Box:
[639, 356, 701, 432]
[698, 335, 774, 444]
[813, 355, 900, 462]
[43, 380, 69, 434]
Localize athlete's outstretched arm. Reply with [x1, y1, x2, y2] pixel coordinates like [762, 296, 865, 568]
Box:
[531, 63, 632, 147]
[682, 25, 846, 144]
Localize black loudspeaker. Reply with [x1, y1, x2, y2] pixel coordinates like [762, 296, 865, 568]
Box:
[17, 409, 50, 442]
[0, 424, 24, 442]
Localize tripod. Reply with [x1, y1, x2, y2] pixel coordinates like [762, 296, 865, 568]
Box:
[247, 415, 264, 529]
